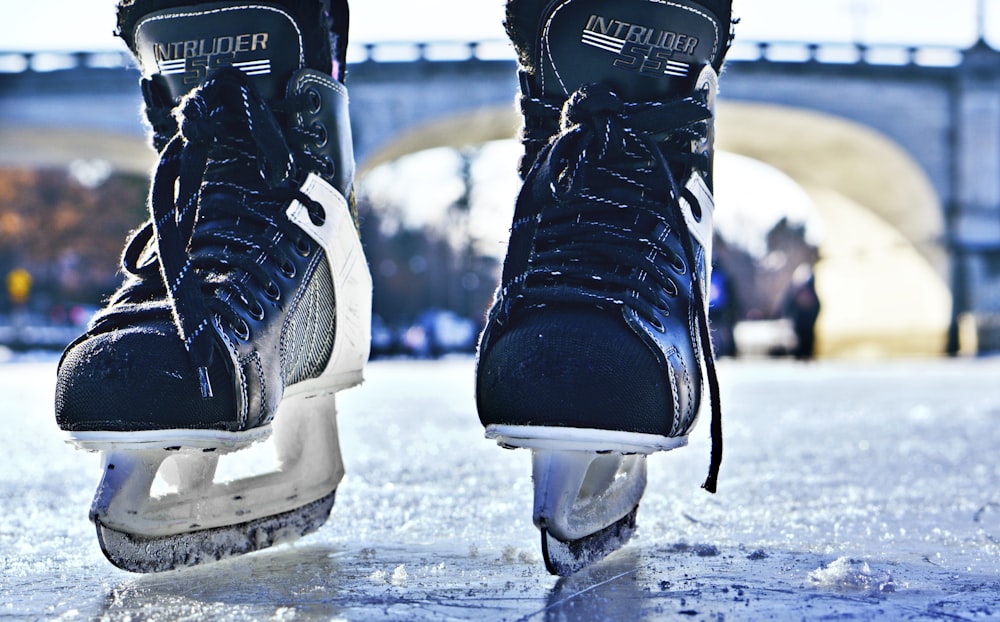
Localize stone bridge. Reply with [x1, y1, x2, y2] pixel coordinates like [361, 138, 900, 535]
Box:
[3, 39, 1000, 354]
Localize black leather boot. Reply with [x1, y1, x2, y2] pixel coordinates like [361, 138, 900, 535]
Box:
[476, 0, 732, 574]
[54, 0, 371, 572]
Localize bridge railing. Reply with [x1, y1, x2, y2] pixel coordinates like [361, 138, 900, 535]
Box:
[728, 39, 964, 67]
[0, 39, 971, 75]
[0, 50, 134, 73]
[347, 40, 516, 63]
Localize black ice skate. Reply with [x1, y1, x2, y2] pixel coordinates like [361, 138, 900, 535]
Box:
[54, 0, 371, 572]
[476, 0, 731, 575]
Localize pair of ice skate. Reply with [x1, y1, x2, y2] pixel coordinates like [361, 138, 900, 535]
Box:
[55, 0, 730, 575]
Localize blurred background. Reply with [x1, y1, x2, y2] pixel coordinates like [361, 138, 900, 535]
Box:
[2, 0, 1000, 360]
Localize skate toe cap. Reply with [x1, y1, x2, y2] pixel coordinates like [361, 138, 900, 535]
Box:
[55, 325, 236, 432]
[476, 307, 680, 435]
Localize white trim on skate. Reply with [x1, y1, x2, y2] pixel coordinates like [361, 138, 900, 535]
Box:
[68, 426, 272, 453]
[485, 424, 688, 454]
[679, 65, 718, 278]
[285, 173, 372, 397]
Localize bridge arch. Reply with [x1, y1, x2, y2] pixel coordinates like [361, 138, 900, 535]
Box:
[0, 127, 154, 175]
[358, 100, 952, 357]
[8, 42, 999, 353]
[357, 106, 518, 174]
[717, 101, 946, 275]
[716, 101, 951, 357]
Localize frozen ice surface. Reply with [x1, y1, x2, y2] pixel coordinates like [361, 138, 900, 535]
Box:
[3, 355, 1000, 620]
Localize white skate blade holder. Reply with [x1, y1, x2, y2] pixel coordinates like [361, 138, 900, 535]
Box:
[71, 390, 344, 573]
[486, 425, 687, 575]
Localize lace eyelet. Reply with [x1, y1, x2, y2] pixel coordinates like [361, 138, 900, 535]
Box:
[264, 281, 281, 302]
[305, 87, 322, 114]
[295, 237, 312, 256]
[664, 279, 679, 298]
[690, 201, 703, 222]
[233, 318, 251, 341]
[307, 203, 326, 227]
[280, 261, 297, 279]
[312, 122, 328, 148]
[248, 300, 265, 321]
[321, 156, 336, 178]
[671, 257, 687, 275]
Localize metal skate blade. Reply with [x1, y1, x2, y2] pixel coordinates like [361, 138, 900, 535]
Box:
[95, 489, 337, 573]
[540, 505, 638, 576]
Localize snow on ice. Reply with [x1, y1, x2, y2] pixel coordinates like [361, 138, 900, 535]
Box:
[2, 354, 1000, 619]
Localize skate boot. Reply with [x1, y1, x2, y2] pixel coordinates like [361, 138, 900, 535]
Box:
[476, 0, 732, 575]
[54, 0, 371, 572]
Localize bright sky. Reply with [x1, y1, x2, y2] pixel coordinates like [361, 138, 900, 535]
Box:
[0, 0, 998, 51]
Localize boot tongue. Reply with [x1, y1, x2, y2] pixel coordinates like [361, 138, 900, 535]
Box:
[539, 0, 724, 100]
[131, 1, 305, 103]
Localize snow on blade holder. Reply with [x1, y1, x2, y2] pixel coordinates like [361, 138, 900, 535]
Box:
[541, 506, 638, 576]
[96, 490, 336, 573]
[73, 389, 345, 573]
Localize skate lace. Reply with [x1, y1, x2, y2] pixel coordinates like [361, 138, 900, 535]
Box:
[507, 83, 723, 492]
[90, 68, 329, 399]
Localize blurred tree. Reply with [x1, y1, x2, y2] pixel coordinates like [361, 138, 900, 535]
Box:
[357, 193, 498, 330]
[0, 167, 147, 312]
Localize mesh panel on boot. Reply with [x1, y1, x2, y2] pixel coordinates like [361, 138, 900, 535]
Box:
[281, 256, 336, 386]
